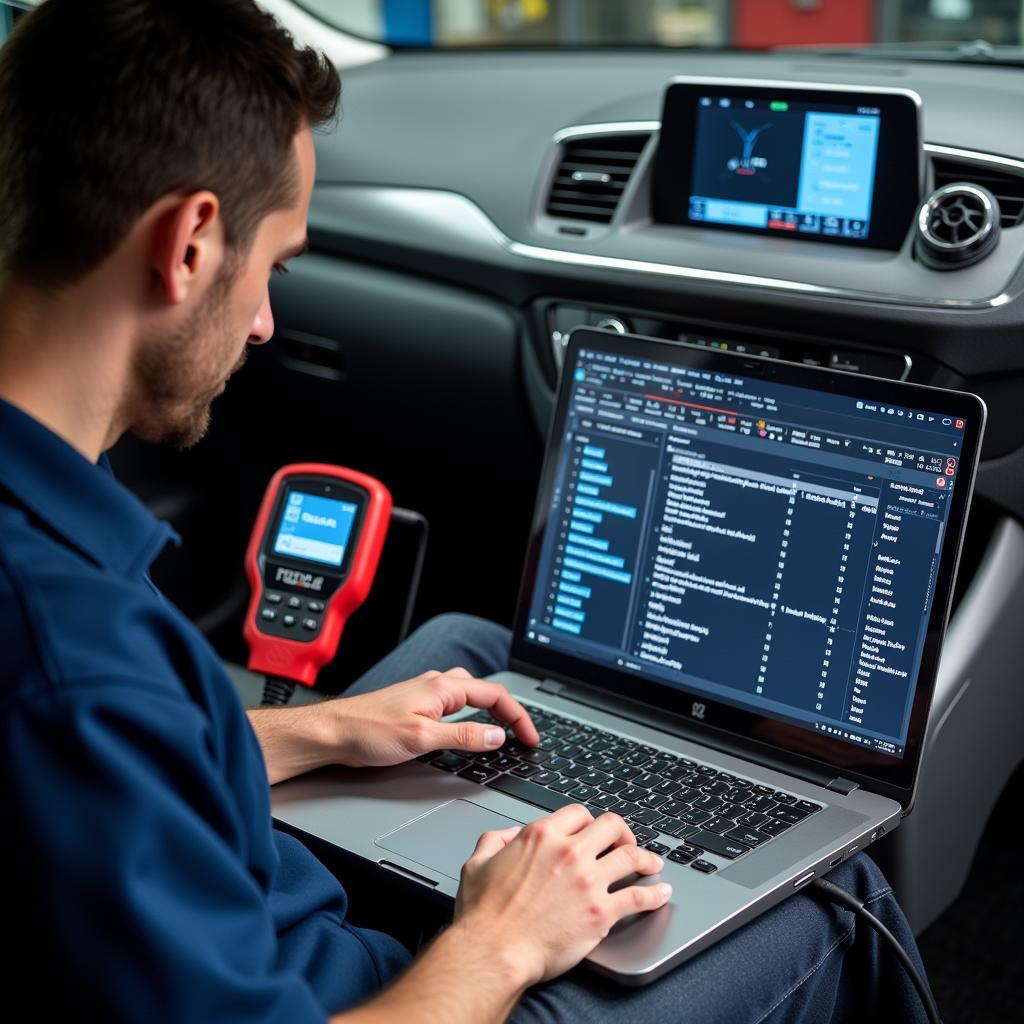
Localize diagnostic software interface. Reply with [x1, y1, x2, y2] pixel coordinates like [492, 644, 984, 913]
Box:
[688, 94, 880, 239]
[274, 491, 358, 568]
[525, 345, 967, 758]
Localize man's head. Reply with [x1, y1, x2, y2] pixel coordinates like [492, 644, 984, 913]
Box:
[0, 0, 340, 448]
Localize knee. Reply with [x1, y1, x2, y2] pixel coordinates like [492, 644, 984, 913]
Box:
[824, 851, 893, 904]
[412, 612, 507, 647]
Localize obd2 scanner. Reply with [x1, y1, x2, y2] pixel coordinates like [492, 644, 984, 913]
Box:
[243, 463, 394, 707]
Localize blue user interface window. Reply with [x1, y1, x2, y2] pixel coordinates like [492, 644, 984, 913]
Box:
[688, 96, 880, 240]
[527, 347, 967, 758]
[274, 491, 358, 567]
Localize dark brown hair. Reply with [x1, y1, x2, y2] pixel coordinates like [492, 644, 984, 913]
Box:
[0, 0, 340, 288]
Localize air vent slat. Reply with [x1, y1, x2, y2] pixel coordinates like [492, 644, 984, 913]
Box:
[549, 192, 621, 206]
[545, 133, 650, 225]
[552, 183, 626, 197]
[931, 155, 1024, 228]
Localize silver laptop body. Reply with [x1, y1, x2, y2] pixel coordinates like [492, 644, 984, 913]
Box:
[272, 328, 985, 985]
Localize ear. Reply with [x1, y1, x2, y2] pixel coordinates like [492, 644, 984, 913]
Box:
[151, 191, 223, 305]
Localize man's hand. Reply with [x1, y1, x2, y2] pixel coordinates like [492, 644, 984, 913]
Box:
[329, 805, 671, 1024]
[326, 668, 540, 768]
[452, 804, 672, 986]
[248, 668, 540, 784]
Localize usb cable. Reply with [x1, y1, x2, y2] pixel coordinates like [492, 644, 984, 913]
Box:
[808, 877, 942, 1024]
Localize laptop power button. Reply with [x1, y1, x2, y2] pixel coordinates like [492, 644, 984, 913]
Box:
[794, 870, 816, 888]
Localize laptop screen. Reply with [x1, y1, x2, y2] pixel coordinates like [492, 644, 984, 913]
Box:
[513, 330, 983, 792]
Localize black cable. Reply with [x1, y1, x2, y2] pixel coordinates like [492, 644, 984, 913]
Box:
[389, 507, 429, 644]
[809, 877, 943, 1024]
[261, 675, 296, 707]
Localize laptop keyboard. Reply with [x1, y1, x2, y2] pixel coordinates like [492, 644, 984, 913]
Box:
[422, 703, 823, 874]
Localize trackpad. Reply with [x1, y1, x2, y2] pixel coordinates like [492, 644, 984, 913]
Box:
[375, 799, 526, 882]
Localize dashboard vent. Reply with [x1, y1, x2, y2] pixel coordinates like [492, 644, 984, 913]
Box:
[932, 156, 1024, 228]
[546, 134, 650, 224]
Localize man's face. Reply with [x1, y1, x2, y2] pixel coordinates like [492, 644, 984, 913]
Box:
[131, 129, 315, 448]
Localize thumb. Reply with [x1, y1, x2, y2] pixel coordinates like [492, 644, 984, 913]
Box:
[432, 718, 507, 752]
[471, 825, 523, 862]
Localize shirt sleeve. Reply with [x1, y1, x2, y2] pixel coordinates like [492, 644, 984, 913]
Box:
[6, 677, 330, 1023]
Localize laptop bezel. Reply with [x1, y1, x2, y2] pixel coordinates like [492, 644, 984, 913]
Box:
[509, 327, 986, 810]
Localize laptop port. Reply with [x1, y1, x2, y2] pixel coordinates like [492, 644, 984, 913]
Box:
[829, 856, 842, 868]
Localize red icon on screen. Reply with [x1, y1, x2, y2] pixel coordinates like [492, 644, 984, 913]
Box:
[936, 477, 947, 488]
[955, 419, 965, 430]
[945, 467, 955, 476]
[946, 457, 957, 469]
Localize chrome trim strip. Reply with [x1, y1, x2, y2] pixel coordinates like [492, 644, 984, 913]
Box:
[552, 121, 660, 143]
[925, 143, 1024, 176]
[505, 237, 1012, 309]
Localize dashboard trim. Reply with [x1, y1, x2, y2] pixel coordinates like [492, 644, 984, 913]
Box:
[321, 185, 1015, 310]
[526, 122, 1024, 309]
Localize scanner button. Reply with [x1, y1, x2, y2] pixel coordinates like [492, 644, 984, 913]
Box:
[307, 600, 325, 612]
[260, 609, 277, 621]
[282, 614, 296, 627]
[287, 596, 302, 609]
[302, 618, 318, 631]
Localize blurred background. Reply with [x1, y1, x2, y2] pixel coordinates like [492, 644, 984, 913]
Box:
[287, 0, 1024, 50]
[6, 1, 1024, 55]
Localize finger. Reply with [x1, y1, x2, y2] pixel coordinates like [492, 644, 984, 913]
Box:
[466, 825, 523, 864]
[575, 812, 636, 858]
[607, 880, 673, 921]
[595, 843, 664, 885]
[524, 802, 594, 838]
[436, 676, 540, 746]
[429, 717, 509, 752]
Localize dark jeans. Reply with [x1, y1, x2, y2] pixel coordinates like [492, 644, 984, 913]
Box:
[347, 613, 933, 1024]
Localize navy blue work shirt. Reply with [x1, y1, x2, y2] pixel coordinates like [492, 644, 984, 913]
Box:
[0, 399, 411, 1021]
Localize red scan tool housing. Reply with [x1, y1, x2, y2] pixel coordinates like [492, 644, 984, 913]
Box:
[243, 463, 392, 688]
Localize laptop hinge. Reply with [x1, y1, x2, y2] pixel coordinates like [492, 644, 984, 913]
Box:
[825, 777, 860, 795]
[538, 679, 567, 697]
[536, 677, 851, 792]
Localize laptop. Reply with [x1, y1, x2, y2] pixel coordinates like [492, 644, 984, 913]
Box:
[271, 327, 985, 985]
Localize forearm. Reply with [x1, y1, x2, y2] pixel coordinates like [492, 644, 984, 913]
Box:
[329, 920, 530, 1024]
[246, 704, 336, 785]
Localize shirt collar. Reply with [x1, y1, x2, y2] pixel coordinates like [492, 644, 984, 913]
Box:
[0, 399, 180, 579]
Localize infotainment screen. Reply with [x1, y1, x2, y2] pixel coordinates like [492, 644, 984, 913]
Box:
[652, 78, 922, 251]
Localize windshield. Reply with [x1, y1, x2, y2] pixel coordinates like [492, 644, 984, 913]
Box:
[295, 0, 1024, 55]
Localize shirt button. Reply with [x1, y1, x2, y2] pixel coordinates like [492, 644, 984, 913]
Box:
[307, 600, 325, 613]
[287, 596, 302, 609]
[282, 614, 296, 627]
[302, 618, 318, 631]
[260, 608, 277, 621]
[265, 592, 283, 604]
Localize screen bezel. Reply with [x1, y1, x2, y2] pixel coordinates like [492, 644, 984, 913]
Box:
[651, 77, 923, 252]
[509, 328, 985, 808]
[262, 475, 367, 578]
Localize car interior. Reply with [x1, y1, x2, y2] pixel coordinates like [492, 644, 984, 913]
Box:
[4, 1, 1021, 1019]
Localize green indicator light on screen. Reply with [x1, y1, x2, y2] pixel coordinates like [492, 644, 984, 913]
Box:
[770, 101, 788, 112]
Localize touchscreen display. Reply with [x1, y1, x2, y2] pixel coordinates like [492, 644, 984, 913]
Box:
[273, 490, 358, 567]
[688, 95, 879, 240]
[652, 80, 922, 250]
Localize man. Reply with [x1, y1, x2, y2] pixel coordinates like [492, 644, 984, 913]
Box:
[0, 2, 931, 1022]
